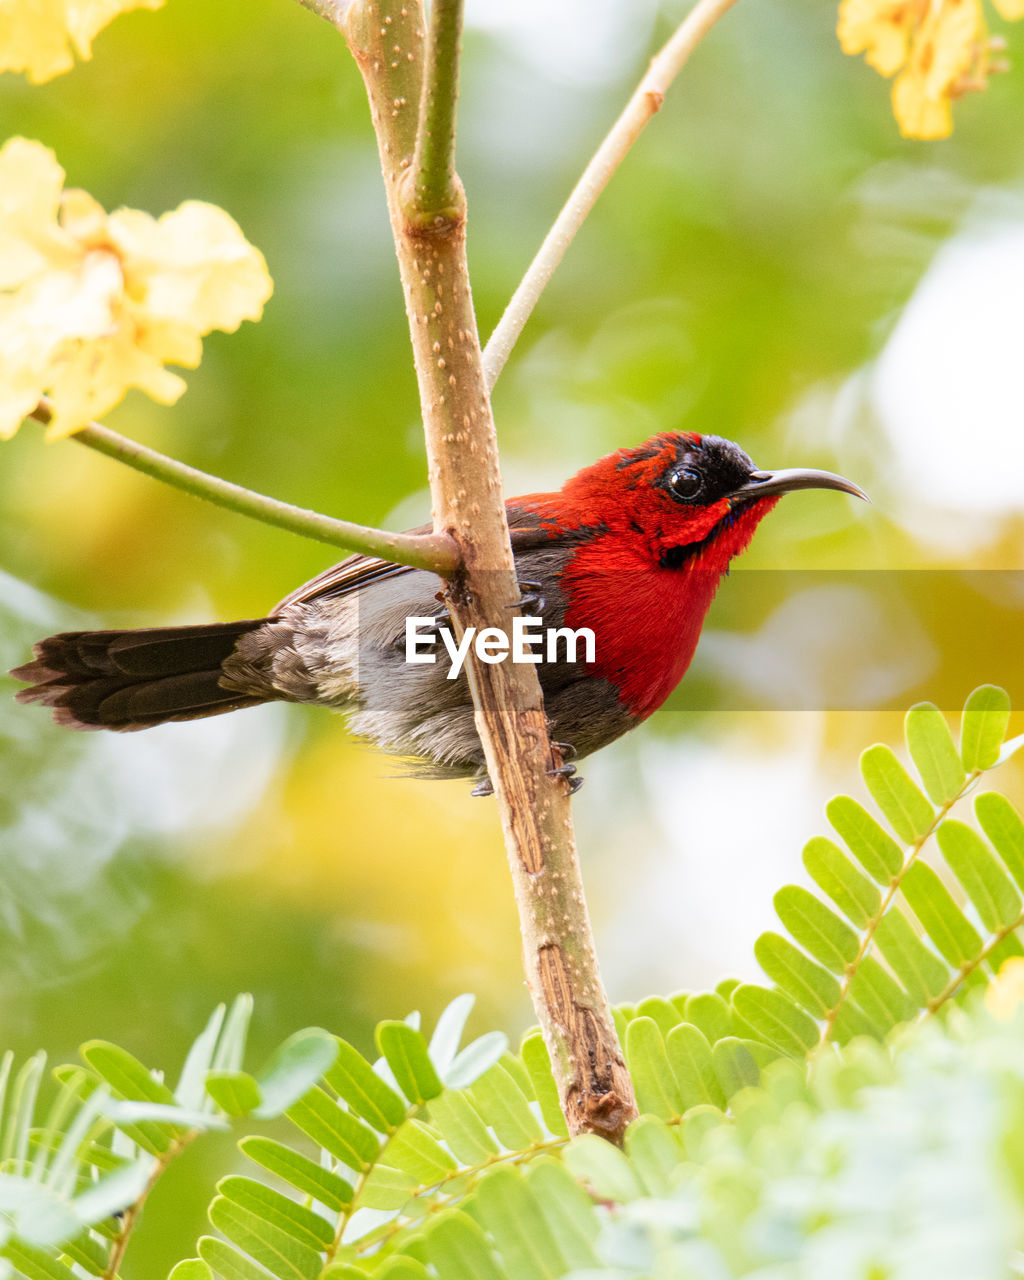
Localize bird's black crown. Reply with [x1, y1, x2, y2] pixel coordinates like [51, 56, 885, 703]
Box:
[617, 433, 755, 506]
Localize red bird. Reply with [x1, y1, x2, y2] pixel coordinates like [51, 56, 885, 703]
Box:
[11, 433, 864, 789]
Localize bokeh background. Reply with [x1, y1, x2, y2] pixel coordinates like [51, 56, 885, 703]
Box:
[1, 0, 1024, 1269]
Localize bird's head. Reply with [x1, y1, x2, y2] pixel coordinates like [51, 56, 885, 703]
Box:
[512, 432, 867, 720]
[543, 432, 866, 567]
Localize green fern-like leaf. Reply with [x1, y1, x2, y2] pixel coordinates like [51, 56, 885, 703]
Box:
[0, 995, 336, 1280]
[0, 1052, 153, 1276]
[736, 686, 1024, 1062]
[169, 1261, 215, 1280]
[9, 687, 1024, 1280]
[189, 996, 547, 1278]
[624, 1018, 683, 1120]
[238, 1138, 353, 1213]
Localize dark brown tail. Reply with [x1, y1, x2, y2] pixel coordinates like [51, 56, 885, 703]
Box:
[10, 620, 272, 731]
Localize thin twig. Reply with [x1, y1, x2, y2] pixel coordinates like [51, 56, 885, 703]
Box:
[353, 1136, 566, 1256]
[292, 0, 350, 25]
[27, 400, 459, 575]
[103, 1134, 195, 1279]
[481, 0, 742, 389]
[923, 907, 1024, 1018]
[406, 0, 464, 224]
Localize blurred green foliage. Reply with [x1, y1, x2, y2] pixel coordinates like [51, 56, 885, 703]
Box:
[1, 0, 1024, 1270]
[6, 694, 1024, 1280]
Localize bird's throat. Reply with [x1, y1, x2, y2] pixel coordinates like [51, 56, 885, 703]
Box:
[657, 497, 758, 569]
[560, 497, 778, 720]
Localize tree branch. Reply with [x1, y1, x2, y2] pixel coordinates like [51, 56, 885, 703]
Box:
[405, 0, 463, 225]
[344, 0, 637, 1140]
[481, 0, 742, 390]
[27, 400, 459, 575]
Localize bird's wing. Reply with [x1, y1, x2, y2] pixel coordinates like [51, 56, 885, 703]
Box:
[272, 508, 554, 614]
[272, 553, 415, 612]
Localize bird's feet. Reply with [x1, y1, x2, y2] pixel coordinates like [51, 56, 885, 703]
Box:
[507, 580, 546, 616]
[428, 601, 451, 627]
[549, 762, 584, 795]
[471, 756, 583, 798]
[393, 600, 450, 649]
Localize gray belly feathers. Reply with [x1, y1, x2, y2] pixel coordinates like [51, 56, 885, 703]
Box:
[13, 540, 633, 769]
[221, 561, 633, 778]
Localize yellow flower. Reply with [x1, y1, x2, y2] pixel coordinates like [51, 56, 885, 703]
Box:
[892, 0, 985, 137]
[838, 0, 926, 75]
[838, 0, 1004, 138]
[0, 0, 165, 84]
[985, 957, 1024, 1020]
[991, 0, 1024, 18]
[0, 138, 273, 441]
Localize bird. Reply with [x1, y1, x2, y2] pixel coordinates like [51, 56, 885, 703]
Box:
[11, 432, 865, 789]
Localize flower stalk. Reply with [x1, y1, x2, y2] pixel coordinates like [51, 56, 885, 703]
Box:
[28, 399, 459, 573]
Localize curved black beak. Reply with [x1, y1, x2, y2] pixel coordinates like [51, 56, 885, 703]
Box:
[729, 468, 869, 503]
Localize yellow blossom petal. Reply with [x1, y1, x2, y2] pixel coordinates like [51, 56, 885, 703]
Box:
[133, 318, 204, 369]
[0, 0, 164, 84]
[45, 328, 187, 441]
[65, 0, 164, 58]
[889, 0, 985, 138]
[0, 137, 272, 439]
[892, 69, 955, 136]
[921, 0, 983, 98]
[0, 247, 123, 436]
[985, 957, 1024, 1020]
[839, 0, 992, 137]
[0, 0, 74, 83]
[60, 188, 111, 245]
[0, 363, 46, 439]
[991, 0, 1024, 18]
[0, 253, 121, 382]
[108, 201, 273, 335]
[0, 139, 77, 288]
[838, 0, 918, 75]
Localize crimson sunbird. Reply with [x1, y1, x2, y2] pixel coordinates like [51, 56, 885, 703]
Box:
[12, 432, 865, 790]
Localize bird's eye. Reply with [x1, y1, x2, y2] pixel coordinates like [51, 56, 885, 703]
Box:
[668, 466, 703, 501]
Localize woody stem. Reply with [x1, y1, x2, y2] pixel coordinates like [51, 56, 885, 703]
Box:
[342, 0, 637, 1140]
